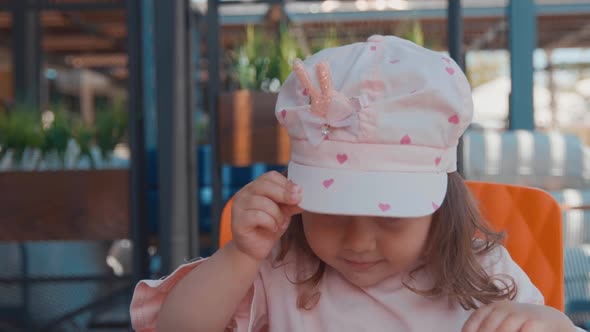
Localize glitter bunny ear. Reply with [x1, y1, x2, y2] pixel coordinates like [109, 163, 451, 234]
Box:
[293, 59, 320, 100]
[293, 59, 337, 117]
[316, 60, 333, 96]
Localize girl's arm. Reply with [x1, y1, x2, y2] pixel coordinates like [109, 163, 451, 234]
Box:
[156, 241, 261, 332]
[156, 171, 303, 331]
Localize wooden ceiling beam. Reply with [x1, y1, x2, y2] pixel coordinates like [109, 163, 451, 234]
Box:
[43, 35, 114, 51]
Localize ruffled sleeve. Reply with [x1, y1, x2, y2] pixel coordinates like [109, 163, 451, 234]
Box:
[130, 258, 269, 332]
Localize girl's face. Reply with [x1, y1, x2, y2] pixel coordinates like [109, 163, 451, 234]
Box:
[302, 212, 433, 287]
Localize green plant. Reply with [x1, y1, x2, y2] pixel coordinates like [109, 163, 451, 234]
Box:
[311, 27, 341, 54]
[42, 104, 72, 165]
[0, 104, 44, 164]
[234, 48, 256, 89]
[231, 24, 304, 91]
[0, 101, 128, 170]
[232, 25, 278, 90]
[73, 121, 96, 168]
[323, 27, 341, 49]
[95, 101, 127, 162]
[395, 19, 425, 47]
[277, 22, 304, 84]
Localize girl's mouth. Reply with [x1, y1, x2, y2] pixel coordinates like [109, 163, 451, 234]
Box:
[342, 258, 383, 271]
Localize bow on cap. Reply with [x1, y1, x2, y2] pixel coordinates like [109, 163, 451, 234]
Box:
[293, 59, 361, 146]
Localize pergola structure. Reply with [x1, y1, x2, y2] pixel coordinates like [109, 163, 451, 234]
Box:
[1, 1, 590, 86]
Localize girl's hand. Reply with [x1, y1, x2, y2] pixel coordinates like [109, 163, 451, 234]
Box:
[462, 301, 578, 332]
[231, 171, 303, 262]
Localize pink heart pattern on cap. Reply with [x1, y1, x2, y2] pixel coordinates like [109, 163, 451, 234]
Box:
[379, 203, 391, 212]
[336, 153, 348, 164]
[448, 114, 459, 124]
[432, 202, 440, 211]
[323, 178, 334, 189]
[400, 135, 412, 145]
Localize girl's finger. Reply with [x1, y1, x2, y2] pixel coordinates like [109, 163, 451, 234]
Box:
[258, 171, 288, 187]
[243, 209, 280, 233]
[281, 204, 304, 219]
[248, 178, 302, 206]
[245, 195, 284, 230]
[477, 306, 512, 332]
[461, 303, 498, 332]
[495, 313, 528, 332]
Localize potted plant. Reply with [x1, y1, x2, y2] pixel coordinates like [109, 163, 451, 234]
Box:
[94, 100, 128, 166]
[219, 24, 303, 166]
[0, 103, 129, 241]
[0, 103, 44, 170]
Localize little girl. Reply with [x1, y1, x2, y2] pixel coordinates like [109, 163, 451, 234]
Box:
[130, 36, 583, 332]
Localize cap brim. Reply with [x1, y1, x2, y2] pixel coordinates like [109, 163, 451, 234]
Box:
[288, 161, 447, 218]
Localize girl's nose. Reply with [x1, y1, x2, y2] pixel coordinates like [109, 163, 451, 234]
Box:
[342, 218, 377, 254]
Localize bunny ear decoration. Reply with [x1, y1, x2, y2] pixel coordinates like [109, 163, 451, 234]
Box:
[293, 59, 335, 118]
[293, 59, 319, 100]
[292, 58, 361, 146]
[315, 61, 334, 96]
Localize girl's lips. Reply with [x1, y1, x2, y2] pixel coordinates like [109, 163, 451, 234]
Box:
[342, 258, 383, 271]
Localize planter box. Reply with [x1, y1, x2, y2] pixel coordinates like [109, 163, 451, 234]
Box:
[0, 68, 12, 102]
[218, 90, 290, 166]
[0, 169, 129, 241]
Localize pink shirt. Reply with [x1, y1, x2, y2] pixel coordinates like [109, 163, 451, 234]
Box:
[130, 245, 553, 332]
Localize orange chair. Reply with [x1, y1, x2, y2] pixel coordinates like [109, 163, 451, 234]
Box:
[219, 196, 234, 250]
[466, 181, 564, 311]
[218, 181, 564, 311]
